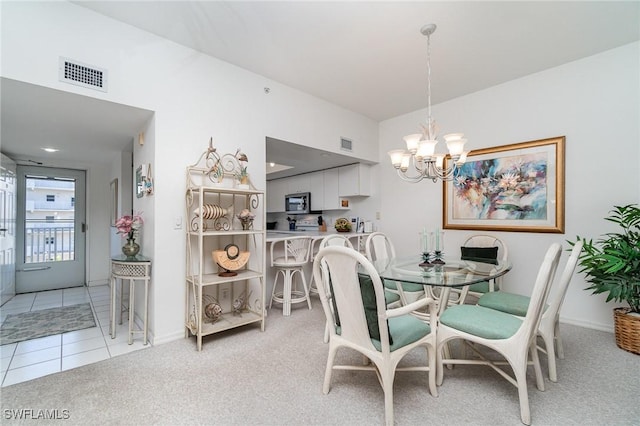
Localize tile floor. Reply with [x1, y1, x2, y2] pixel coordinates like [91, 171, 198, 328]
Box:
[0, 285, 149, 387]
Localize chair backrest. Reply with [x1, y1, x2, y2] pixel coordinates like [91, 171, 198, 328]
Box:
[463, 234, 509, 262]
[270, 236, 312, 267]
[517, 243, 562, 340]
[319, 234, 354, 249]
[365, 232, 396, 269]
[542, 240, 584, 323]
[463, 234, 509, 290]
[313, 245, 391, 353]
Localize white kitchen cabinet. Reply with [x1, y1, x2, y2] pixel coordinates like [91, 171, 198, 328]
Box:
[309, 171, 324, 211]
[266, 179, 287, 213]
[338, 164, 370, 197]
[287, 174, 310, 194]
[323, 168, 349, 210]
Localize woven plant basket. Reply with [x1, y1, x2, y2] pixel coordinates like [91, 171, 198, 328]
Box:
[613, 307, 640, 355]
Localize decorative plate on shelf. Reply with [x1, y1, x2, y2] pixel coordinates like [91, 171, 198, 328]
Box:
[212, 244, 250, 276]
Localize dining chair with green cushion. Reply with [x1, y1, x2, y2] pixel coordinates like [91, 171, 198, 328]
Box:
[460, 234, 509, 301]
[365, 232, 427, 305]
[316, 234, 400, 343]
[313, 245, 438, 426]
[477, 240, 583, 382]
[436, 243, 561, 426]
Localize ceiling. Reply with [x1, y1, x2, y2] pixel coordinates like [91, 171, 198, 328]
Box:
[2, 1, 639, 173]
[1, 78, 154, 167]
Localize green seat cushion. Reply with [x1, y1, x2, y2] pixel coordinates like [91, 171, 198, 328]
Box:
[440, 304, 522, 339]
[385, 290, 401, 305]
[371, 315, 431, 352]
[477, 291, 530, 317]
[467, 280, 491, 293]
[383, 279, 424, 293]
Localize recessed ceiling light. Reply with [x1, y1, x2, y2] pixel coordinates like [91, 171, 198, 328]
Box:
[269, 162, 275, 167]
[42, 148, 59, 153]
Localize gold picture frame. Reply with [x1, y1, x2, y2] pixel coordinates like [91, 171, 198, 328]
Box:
[443, 136, 565, 233]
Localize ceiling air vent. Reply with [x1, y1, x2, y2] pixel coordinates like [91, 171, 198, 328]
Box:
[340, 137, 353, 152]
[59, 57, 108, 92]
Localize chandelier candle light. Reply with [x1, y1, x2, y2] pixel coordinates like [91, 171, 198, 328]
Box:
[388, 24, 469, 183]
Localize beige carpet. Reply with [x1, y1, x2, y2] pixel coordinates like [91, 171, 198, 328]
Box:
[1, 299, 638, 425]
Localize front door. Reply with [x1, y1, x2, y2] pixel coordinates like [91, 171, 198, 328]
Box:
[0, 154, 17, 304]
[16, 166, 86, 292]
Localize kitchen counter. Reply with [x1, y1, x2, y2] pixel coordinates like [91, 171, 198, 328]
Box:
[266, 230, 370, 243]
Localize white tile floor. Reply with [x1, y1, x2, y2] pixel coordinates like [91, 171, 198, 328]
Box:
[0, 285, 149, 387]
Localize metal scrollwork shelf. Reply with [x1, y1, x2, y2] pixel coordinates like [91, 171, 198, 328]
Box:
[184, 138, 266, 351]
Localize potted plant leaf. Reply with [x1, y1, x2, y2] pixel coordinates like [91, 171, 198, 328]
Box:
[571, 204, 640, 354]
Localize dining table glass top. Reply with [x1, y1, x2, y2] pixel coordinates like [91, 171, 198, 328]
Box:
[374, 255, 512, 288]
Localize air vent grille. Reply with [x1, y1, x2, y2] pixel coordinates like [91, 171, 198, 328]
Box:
[340, 137, 353, 152]
[59, 57, 107, 92]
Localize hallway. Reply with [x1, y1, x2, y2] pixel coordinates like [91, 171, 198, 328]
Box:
[0, 285, 149, 387]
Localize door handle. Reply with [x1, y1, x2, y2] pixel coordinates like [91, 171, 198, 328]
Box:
[82, 223, 86, 232]
[18, 266, 52, 272]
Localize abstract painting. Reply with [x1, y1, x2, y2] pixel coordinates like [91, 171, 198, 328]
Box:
[443, 136, 565, 233]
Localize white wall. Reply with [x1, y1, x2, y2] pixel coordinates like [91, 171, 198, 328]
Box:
[1, 2, 379, 343]
[379, 42, 640, 331]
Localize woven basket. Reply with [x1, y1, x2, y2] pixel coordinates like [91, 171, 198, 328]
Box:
[613, 307, 640, 355]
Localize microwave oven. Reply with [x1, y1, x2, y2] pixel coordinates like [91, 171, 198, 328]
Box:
[285, 192, 311, 215]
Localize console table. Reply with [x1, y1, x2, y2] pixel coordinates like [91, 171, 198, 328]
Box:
[110, 255, 152, 345]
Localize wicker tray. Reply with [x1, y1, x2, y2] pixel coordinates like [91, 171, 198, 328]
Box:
[613, 307, 640, 355]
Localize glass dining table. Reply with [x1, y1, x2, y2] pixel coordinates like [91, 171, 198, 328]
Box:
[373, 255, 512, 315]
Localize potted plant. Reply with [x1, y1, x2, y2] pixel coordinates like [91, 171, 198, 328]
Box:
[572, 204, 640, 354]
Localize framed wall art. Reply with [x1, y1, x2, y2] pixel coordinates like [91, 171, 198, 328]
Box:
[110, 178, 118, 226]
[443, 136, 565, 233]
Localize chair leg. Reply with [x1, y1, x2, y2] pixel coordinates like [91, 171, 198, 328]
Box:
[269, 269, 282, 310]
[298, 268, 312, 310]
[555, 320, 565, 360]
[380, 365, 396, 426]
[514, 365, 532, 426]
[436, 341, 445, 386]
[283, 270, 292, 316]
[541, 332, 558, 383]
[427, 346, 438, 397]
[530, 344, 545, 392]
[323, 344, 338, 394]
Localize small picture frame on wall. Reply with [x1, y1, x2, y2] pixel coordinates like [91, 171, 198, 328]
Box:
[136, 165, 144, 198]
[110, 178, 118, 226]
[443, 136, 565, 233]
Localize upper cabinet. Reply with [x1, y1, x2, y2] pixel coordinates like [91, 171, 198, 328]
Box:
[338, 164, 370, 197]
[266, 164, 370, 213]
[308, 171, 324, 211]
[266, 179, 287, 213]
[287, 174, 310, 194]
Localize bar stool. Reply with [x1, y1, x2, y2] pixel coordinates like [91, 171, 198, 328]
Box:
[269, 236, 312, 316]
[308, 236, 325, 296]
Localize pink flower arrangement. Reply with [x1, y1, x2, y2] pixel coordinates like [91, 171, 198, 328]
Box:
[115, 213, 144, 240]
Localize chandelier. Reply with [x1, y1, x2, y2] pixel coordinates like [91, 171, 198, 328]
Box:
[388, 24, 468, 183]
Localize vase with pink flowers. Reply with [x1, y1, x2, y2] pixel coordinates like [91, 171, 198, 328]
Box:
[116, 213, 144, 258]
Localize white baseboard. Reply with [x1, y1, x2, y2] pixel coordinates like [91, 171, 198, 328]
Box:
[559, 316, 614, 333]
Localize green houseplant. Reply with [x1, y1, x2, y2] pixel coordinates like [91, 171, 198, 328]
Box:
[572, 204, 640, 354]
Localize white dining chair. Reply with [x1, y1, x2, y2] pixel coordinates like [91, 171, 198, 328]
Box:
[313, 245, 438, 426]
[365, 232, 426, 306]
[459, 234, 509, 301]
[477, 240, 583, 382]
[436, 243, 562, 426]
